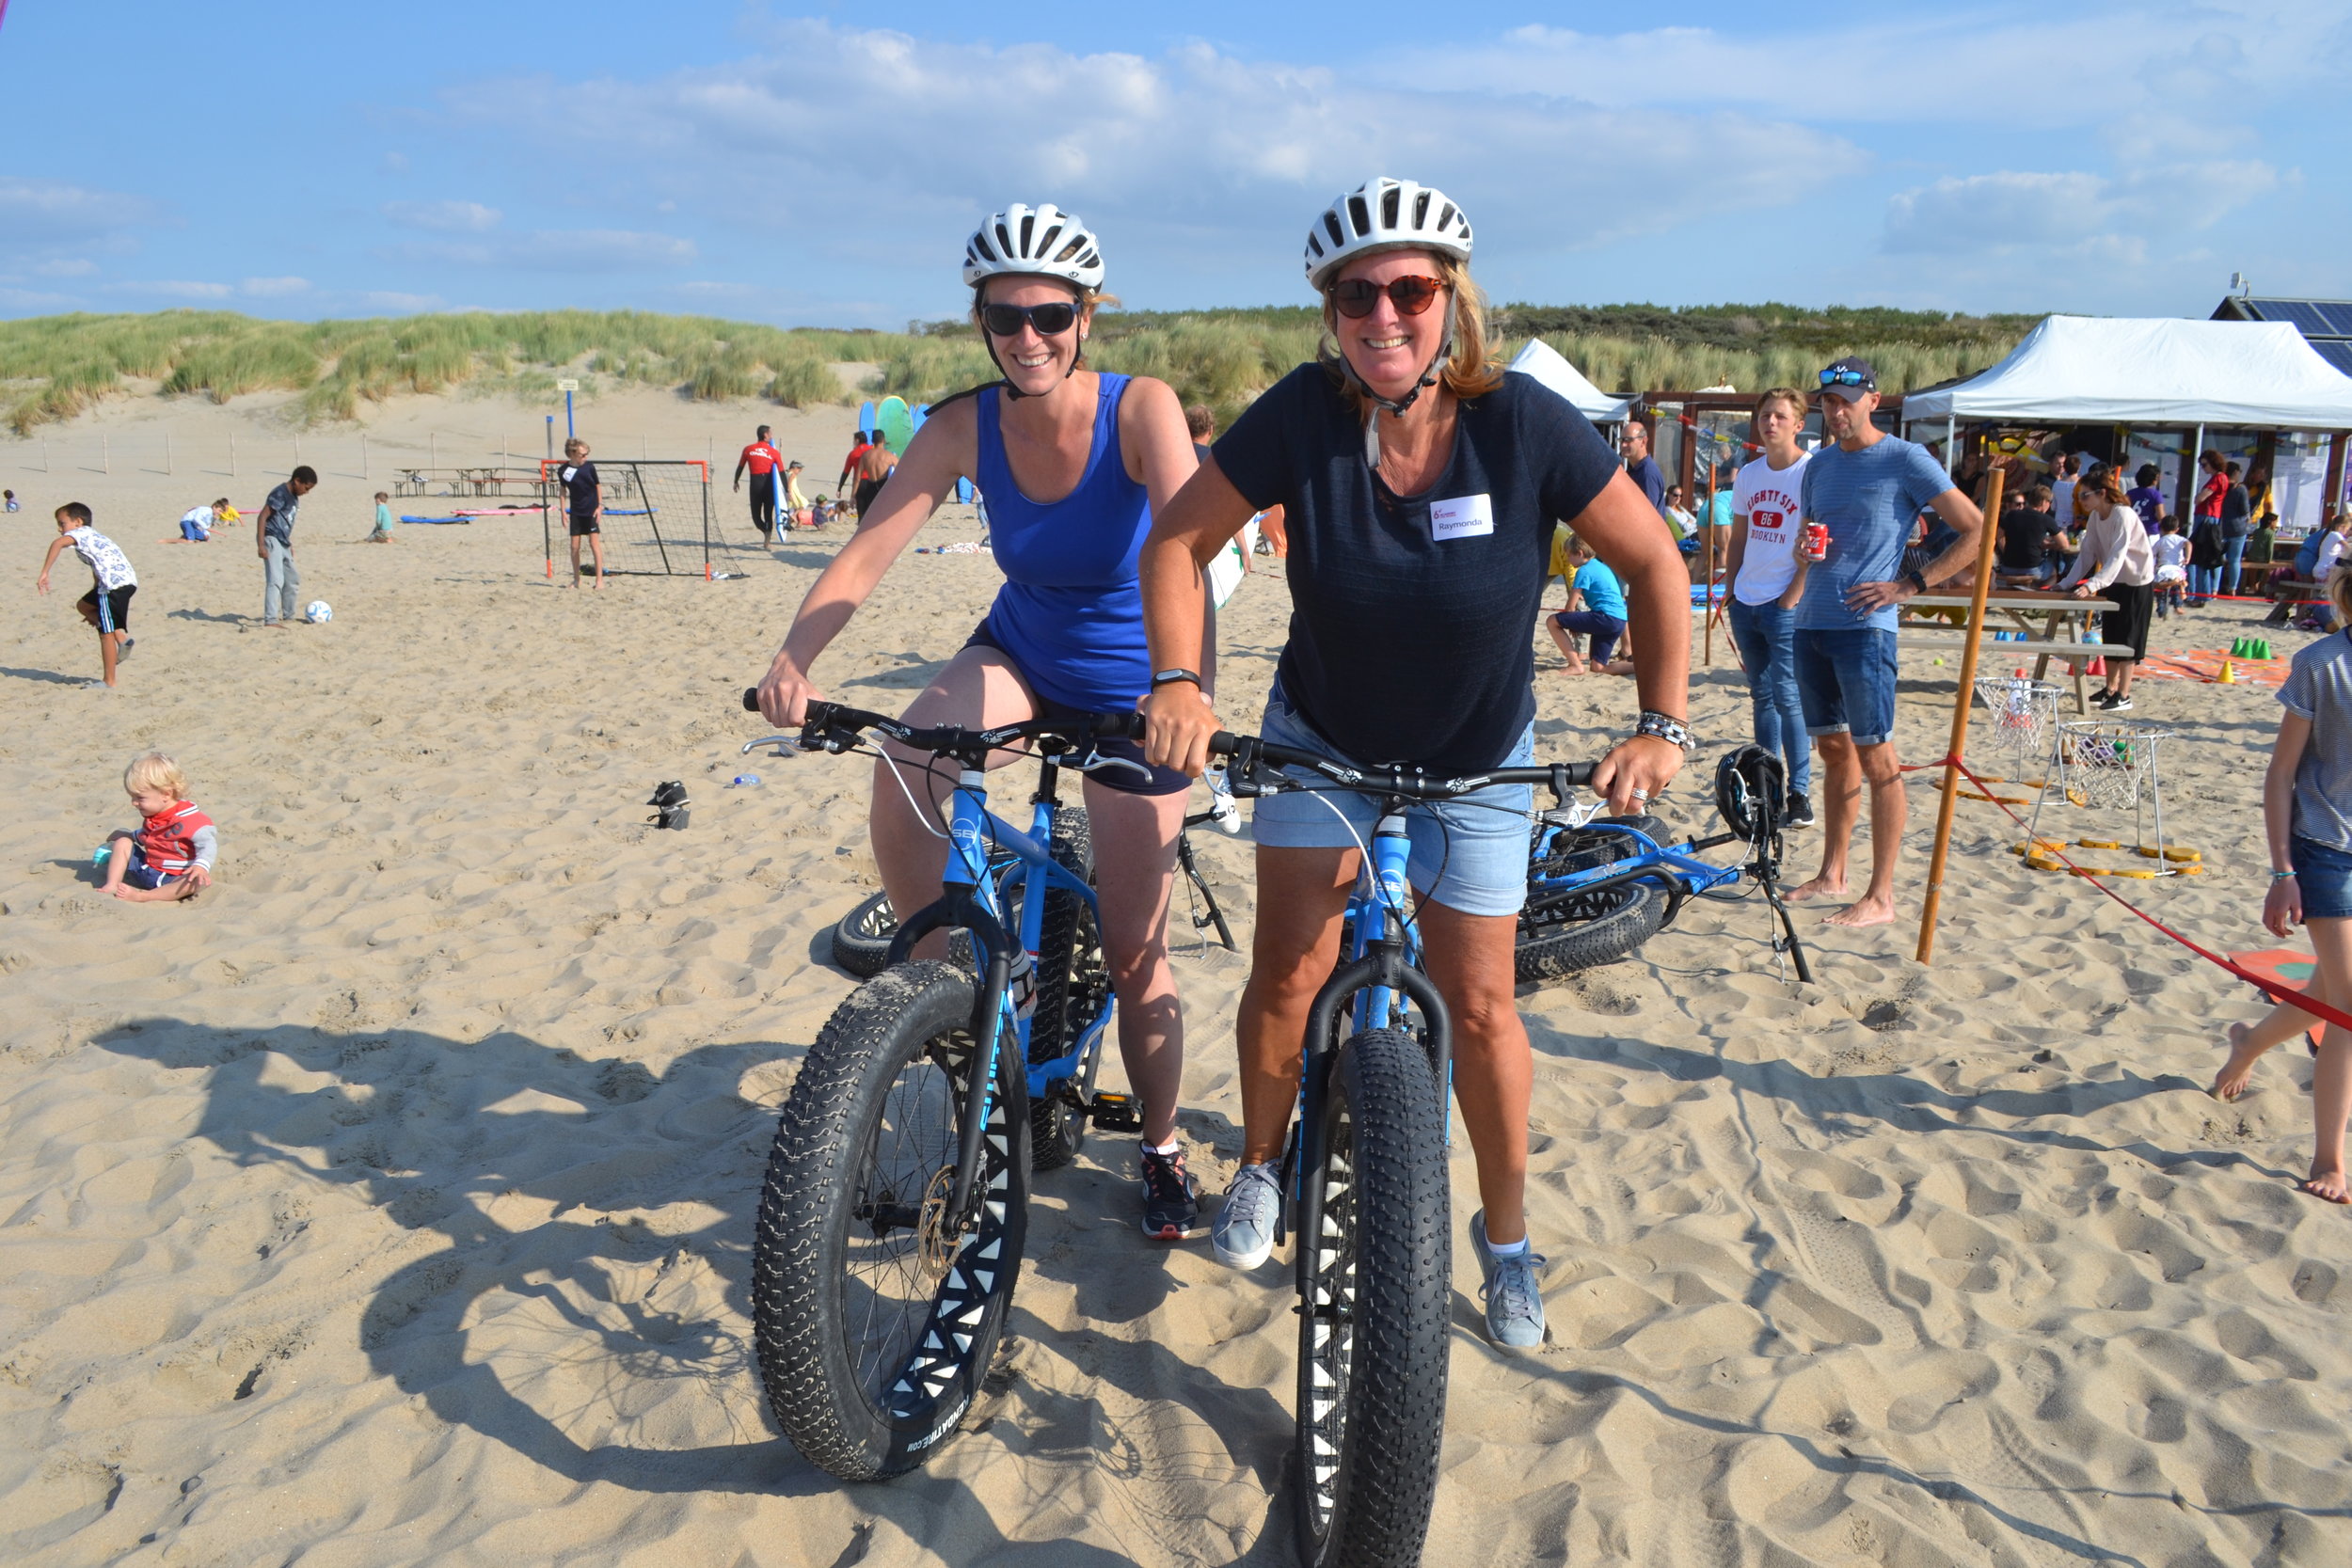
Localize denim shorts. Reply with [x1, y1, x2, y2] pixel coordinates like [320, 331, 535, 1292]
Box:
[1248, 687, 1534, 917]
[1794, 626, 1899, 747]
[2292, 835, 2352, 921]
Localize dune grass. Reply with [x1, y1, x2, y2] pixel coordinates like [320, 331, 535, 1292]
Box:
[0, 302, 2035, 436]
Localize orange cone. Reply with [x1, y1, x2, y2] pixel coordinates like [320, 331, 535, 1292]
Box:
[2088, 657, 2106, 677]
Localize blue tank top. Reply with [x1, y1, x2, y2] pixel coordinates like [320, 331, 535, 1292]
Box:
[974, 373, 1153, 712]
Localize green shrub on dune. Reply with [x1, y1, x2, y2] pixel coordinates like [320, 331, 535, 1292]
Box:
[0, 301, 2035, 436]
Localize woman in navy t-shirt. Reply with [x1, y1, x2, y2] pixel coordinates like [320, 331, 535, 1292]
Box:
[1139, 178, 1691, 1348]
[754, 205, 1208, 1240]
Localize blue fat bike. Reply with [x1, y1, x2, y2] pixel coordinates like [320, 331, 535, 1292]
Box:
[736, 693, 1152, 1479]
[1204, 726, 1598, 1568]
[1516, 744, 1813, 985]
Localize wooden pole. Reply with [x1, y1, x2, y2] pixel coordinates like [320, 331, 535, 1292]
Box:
[2322, 430, 2348, 523]
[1915, 465, 2006, 965]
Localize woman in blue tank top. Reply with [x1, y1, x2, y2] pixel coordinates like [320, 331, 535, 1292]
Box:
[755, 204, 1207, 1239]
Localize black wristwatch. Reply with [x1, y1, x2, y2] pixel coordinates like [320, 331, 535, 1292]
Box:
[1905, 569, 1930, 594]
[1151, 668, 1202, 690]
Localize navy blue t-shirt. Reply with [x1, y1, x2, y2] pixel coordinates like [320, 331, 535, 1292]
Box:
[1213, 363, 1619, 772]
[559, 460, 599, 517]
[1626, 454, 1665, 512]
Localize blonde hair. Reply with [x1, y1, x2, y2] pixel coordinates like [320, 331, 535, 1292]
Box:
[1753, 387, 1807, 425]
[124, 752, 187, 799]
[1318, 250, 1504, 410]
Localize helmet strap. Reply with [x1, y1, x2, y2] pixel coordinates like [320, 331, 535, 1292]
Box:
[1341, 300, 1454, 469]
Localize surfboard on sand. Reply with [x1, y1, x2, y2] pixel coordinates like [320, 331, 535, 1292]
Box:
[858, 400, 876, 436]
[877, 396, 914, 455]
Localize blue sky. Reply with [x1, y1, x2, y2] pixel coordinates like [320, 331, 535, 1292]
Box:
[3, 1, 2344, 328]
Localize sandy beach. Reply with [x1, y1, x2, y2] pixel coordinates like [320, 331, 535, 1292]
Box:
[4, 385, 2350, 1566]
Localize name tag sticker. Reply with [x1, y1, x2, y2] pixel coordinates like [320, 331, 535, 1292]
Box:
[1430, 493, 1494, 541]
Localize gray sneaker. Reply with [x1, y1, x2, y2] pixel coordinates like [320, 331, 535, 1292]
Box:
[1470, 1211, 1548, 1350]
[1212, 1162, 1282, 1270]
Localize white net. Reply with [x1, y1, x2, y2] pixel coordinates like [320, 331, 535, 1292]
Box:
[2058, 721, 2163, 814]
[1970, 677, 2061, 784]
[539, 459, 712, 577]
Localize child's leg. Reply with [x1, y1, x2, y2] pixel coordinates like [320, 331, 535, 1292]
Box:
[589, 534, 607, 588]
[1547, 616, 1586, 673]
[98, 623, 119, 685]
[2214, 984, 2330, 1098]
[567, 534, 583, 585]
[98, 832, 135, 892]
[2304, 916, 2352, 1201]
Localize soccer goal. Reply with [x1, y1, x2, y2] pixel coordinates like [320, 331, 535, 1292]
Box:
[538, 459, 712, 578]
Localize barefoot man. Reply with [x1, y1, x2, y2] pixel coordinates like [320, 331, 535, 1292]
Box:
[1785, 356, 1981, 927]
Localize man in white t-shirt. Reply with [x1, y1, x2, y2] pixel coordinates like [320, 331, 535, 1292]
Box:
[1719, 386, 1815, 825]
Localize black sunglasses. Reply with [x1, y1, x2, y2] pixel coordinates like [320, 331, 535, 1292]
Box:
[979, 300, 1082, 338]
[1328, 275, 1446, 319]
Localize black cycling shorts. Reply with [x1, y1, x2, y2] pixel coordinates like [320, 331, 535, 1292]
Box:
[961, 626, 1189, 798]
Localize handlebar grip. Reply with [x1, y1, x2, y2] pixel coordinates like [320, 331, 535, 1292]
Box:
[1209, 731, 1240, 758]
[742, 688, 760, 711]
[1090, 710, 1146, 741]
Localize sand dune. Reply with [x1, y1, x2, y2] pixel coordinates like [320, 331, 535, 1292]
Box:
[3, 387, 2349, 1565]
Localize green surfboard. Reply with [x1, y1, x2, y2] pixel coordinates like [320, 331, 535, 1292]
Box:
[877, 396, 914, 455]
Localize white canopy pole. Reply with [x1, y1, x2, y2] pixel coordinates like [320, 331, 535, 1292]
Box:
[1947, 415, 1958, 475]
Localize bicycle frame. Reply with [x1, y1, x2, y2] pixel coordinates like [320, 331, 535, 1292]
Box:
[1527, 817, 1743, 932]
[882, 745, 1116, 1228]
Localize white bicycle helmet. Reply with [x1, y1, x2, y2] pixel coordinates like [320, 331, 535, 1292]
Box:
[961, 203, 1105, 291]
[1303, 177, 1472, 290]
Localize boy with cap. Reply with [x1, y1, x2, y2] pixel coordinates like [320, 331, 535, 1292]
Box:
[1784, 356, 1981, 928]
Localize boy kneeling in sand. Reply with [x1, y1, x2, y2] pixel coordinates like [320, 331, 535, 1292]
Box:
[100, 752, 217, 902]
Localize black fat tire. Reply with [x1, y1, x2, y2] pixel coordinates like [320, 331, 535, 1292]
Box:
[1025, 810, 1107, 1170]
[751, 960, 1030, 1481]
[1516, 815, 1671, 983]
[830, 891, 898, 978]
[1295, 1028, 1451, 1568]
[829, 893, 977, 979]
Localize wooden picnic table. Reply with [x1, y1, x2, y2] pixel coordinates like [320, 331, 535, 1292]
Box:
[1899, 591, 2137, 715]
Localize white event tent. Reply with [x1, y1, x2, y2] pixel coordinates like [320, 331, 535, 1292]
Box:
[1508, 339, 1632, 424]
[1901, 314, 2352, 429]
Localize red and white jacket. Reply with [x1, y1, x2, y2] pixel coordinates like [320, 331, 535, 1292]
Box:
[136, 800, 217, 877]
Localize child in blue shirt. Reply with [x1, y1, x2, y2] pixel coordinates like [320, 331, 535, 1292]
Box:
[1548, 537, 1630, 675]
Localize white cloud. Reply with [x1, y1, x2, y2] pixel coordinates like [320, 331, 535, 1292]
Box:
[382, 198, 503, 233]
[1884, 162, 2279, 258]
[383, 228, 697, 272]
[448, 21, 1867, 292]
[0, 177, 153, 249]
[241, 276, 310, 296]
[108, 278, 234, 300]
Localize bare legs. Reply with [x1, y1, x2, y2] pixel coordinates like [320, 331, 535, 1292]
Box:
[1234, 846, 1534, 1243]
[2213, 915, 2352, 1202]
[1786, 732, 1905, 927]
[866, 644, 1185, 1144]
[75, 598, 125, 686]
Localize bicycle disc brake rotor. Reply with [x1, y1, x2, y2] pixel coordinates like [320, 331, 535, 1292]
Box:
[915, 1165, 960, 1285]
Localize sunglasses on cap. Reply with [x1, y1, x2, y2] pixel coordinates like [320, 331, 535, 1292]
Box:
[1328, 275, 1446, 319]
[979, 300, 1083, 338]
[1818, 367, 1872, 388]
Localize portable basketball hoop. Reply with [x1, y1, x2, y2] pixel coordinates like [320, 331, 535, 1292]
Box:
[1967, 676, 2061, 803]
[2020, 721, 2200, 877]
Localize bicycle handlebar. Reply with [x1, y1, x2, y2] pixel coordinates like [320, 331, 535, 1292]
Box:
[744, 689, 1593, 803]
[742, 689, 1144, 755]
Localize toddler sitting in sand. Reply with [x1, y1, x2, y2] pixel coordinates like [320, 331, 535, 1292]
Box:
[99, 752, 217, 903]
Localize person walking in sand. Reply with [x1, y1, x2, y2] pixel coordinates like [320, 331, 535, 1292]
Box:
[1784, 356, 1981, 928]
[733, 424, 784, 541]
[1139, 176, 1688, 1349]
[754, 202, 1207, 1242]
[36, 501, 137, 688]
[257, 466, 316, 626]
[852, 436, 898, 521]
[556, 439, 605, 588]
[2213, 562, 2352, 1202]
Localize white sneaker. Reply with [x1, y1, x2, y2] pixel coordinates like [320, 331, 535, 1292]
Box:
[1212, 1163, 1281, 1269]
[1206, 766, 1243, 834]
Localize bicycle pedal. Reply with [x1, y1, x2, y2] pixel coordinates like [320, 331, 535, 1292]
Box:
[1087, 1092, 1143, 1132]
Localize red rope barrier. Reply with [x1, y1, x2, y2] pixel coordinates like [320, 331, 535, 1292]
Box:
[1917, 751, 2352, 1034]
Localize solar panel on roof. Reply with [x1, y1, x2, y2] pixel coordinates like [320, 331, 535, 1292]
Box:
[2314, 302, 2352, 339]
[2252, 299, 2336, 336]
[2314, 341, 2352, 378]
